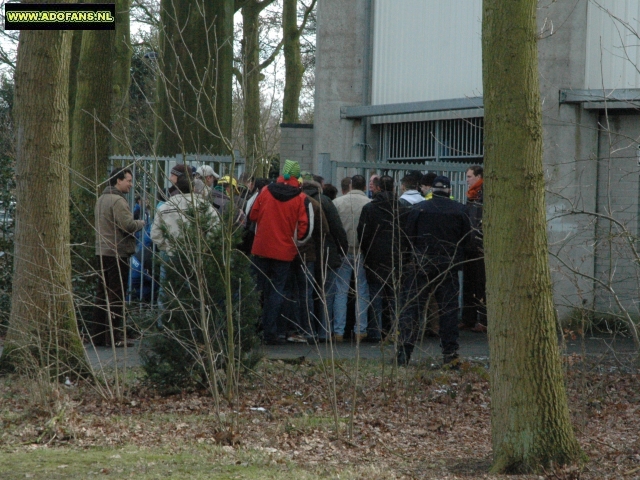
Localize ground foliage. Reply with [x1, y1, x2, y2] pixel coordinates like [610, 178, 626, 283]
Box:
[0, 355, 638, 479]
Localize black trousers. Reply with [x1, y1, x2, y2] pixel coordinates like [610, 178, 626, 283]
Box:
[92, 255, 129, 346]
[462, 256, 486, 327]
[399, 263, 460, 356]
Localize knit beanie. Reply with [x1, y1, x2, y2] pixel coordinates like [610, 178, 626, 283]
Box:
[282, 159, 301, 180]
[170, 164, 190, 178]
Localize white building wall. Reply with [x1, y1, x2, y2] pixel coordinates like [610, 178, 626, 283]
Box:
[372, 0, 483, 105]
[585, 0, 640, 89]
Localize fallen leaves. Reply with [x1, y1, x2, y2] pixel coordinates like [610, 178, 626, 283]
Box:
[0, 358, 638, 479]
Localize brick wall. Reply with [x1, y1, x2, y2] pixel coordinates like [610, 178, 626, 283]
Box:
[279, 124, 315, 174]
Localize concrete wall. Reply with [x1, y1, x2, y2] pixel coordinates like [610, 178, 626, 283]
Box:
[313, 0, 377, 169]
[313, 0, 640, 318]
[537, 0, 601, 317]
[280, 124, 315, 174]
[594, 114, 640, 315]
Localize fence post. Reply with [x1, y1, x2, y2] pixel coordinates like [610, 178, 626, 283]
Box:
[318, 153, 332, 184]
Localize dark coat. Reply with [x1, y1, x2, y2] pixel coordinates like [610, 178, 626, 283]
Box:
[302, 181, 347, 269]
[357, 191, 407, 276]
[465, 198, 483, 259]
[403, 192, 471, 268]
[297, 193, 329, 264]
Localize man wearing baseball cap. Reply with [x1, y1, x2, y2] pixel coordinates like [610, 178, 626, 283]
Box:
[398, 175, 471, 367]
[196, 165, 219, 189]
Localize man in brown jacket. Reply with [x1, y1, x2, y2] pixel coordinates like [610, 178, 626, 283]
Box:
[93, 168, 145, 347]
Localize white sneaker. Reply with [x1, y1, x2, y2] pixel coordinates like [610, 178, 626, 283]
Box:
[287, 334, 308, 344]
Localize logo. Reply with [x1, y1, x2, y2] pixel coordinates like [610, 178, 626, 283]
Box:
[5, 3, 116, 30]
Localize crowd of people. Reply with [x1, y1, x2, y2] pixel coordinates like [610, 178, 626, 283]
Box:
[92, 160, 486, 366]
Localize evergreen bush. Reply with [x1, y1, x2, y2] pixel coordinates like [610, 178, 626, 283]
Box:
[140, 203, 261, 393]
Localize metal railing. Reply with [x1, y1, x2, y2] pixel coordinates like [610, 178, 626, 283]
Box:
[107, 152, 245, 305]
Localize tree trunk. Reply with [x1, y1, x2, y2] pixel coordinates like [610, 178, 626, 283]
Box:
[70, 1, 114, 197]
[214, 0, 234, 153]
[68, 30, 82, 150]
[0, 24, 88, 376]
[111, 0, 131, 155]
[282, 0, 303, 124]
[242, 2, 264, 177]
[482, 0, 583, 473]
[157, 0, 233, 156]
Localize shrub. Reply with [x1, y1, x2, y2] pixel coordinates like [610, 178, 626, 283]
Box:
[140, 202, 261, 393]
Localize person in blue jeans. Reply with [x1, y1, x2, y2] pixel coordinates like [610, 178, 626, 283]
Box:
[332, 175, 371, 341]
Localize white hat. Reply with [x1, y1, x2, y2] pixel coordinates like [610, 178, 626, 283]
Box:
[196, 165, 219, 179]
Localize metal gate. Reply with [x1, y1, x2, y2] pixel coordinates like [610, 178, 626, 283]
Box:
[107, 152, 245, 304]
[322, 117, 483, 203]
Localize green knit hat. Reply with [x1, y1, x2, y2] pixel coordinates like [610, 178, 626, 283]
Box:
[282, 159, 301, 180]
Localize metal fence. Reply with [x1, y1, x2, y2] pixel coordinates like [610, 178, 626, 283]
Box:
[107, 152, 245, 304]
[317, 117, 484, 202]
[326, 159, 474, 204]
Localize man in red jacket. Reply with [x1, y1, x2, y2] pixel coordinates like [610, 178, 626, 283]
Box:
[247, 160, 313, 344]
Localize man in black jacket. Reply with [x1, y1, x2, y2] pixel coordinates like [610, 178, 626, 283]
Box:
[398, 176, 471, 366]
[357, 175, 406, 341]
[301, 179, 349, 341]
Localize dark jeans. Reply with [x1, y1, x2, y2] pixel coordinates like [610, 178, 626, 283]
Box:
[462, 256, 487, 327]
[399, 263, 460, 356]
[315, 268, 337, 340]
[366, 269, 396, 339]
[253, 256, 291, 341]
[282, 258, 316, 336]
[92, 255, 130, 346]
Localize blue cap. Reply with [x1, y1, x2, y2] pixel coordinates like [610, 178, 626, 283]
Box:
[432, 175, 451, 189]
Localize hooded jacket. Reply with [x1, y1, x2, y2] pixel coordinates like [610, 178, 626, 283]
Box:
[301, 181, 340, 266]
[399, 189, 425, 207]
[95, 186, 146, 257]
[151, 193, 220, 254]
[248, 180, 313, 262]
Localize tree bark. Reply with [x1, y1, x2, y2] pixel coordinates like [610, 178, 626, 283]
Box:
[70, 0, 114, 197]
[240, 0, 277, 178]
[282, 0, 303, 124]
[214, 0, 234, 153]
[282, 0, 315, 124]
[0, 22, 88, 376]
[111, 0, 132, 155]
[68, 30, 82, 147]
[482, 0, 583, 473]
[156, 0, 233, 156]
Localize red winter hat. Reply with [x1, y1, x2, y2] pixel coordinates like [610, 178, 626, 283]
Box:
[277, 175, 300, 188]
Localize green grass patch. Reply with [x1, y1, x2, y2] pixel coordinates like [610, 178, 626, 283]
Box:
[0, 445, 339, 479]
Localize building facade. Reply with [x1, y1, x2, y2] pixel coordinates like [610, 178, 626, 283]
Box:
[292, 0, 640, 319]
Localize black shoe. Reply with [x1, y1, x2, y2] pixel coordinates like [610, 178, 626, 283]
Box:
[396, 344, 414, 366]
[443, 353, 460, 370]
[364, 335, 382, 344]
[263, 337, 287, 346]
